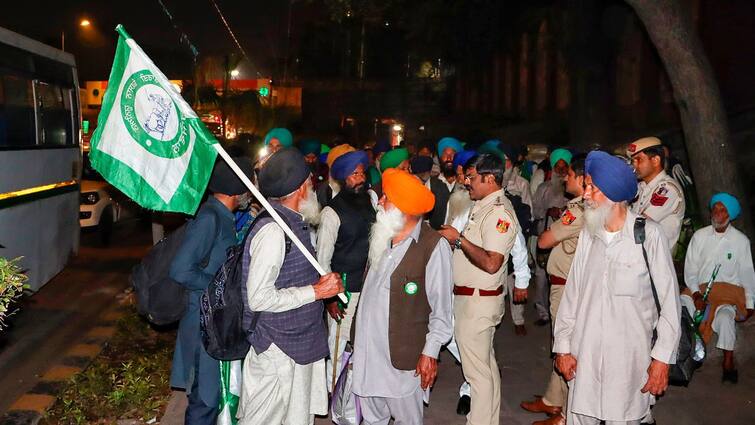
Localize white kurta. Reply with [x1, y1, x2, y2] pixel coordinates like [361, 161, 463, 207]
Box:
[553, 210, 681, 422]
[352, 221, 454, 399]
[238, 221, 327, 425]
[684, 224, 755, 309]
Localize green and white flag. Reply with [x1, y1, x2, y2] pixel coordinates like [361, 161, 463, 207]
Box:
[90, 25, 218, 215]
[218, 360, 242, 425]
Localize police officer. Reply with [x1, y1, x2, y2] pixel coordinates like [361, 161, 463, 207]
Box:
[439, 153, 520, 425]
[626, 137, 685, 251]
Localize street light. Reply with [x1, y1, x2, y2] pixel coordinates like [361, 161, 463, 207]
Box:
[61, 18, 93, 51]
[230, 69, 240, 78]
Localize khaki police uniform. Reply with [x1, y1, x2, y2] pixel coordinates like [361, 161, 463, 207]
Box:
[453, 189, 518, 425]
[542, 196, 584, 410]
[631, 170, 684, 250]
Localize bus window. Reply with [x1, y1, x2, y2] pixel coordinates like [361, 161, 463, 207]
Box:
[0, 73, 35, 148]
[36, 81, 72, 146]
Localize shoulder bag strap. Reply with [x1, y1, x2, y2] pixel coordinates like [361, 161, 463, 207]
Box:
[634, 217, 661, 315]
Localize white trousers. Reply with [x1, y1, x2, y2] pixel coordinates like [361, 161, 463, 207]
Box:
[237, 343, 327, 425]
[569, 413, 640, 425]
[505, 274, 525, 325]
[680, 294, 737, 351]
[712, 304, 737, 351]
[326, 292, 360, 390]
[359, 385, 424, 425]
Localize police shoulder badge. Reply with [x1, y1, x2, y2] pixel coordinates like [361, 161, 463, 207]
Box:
[650, 186, 669, 207]
[496, 218, 510, 233]
[561, 209, 577, 225]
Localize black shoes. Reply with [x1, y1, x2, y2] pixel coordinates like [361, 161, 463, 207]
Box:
[722, 369, 738, 384]
[456, 395, 471, 415]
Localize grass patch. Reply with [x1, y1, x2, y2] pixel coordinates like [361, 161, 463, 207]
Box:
[43, 305, 176, 424]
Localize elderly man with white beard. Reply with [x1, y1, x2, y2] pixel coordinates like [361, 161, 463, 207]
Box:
[352, 168, 454, 425]
[553, 151, 681, 425]
[238, 148, 344, 425]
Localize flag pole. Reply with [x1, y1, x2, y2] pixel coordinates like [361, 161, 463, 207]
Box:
[214, 144, 348, 303]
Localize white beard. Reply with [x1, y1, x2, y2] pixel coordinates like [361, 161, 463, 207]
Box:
[368, 206, 406, 266]
[712, 217, 730, 232]
[446, 186, 473, 226]
[299, 187, 322, 225]
[584, 199, 614, 237]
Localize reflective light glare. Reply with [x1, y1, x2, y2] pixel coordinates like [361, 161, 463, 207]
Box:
[259, 147, 268, 157]
[392, 124, 403, 132]
[230, 69, 240, 77]
[0, 180, 78, 201]
[80, 19, 91, 27]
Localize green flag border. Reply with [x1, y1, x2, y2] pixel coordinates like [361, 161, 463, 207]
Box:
[89, 27, 217, 215]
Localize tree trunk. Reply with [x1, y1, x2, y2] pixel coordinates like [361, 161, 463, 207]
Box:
[626, 0, 752, 237]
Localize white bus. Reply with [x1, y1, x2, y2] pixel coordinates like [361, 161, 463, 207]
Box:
[0, 26, 82, 291]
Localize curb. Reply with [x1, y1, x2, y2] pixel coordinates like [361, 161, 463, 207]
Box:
[1, 307, 128, 425]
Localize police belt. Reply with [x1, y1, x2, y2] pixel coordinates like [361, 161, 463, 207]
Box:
[549, 275, 567, 286]
[453, 285, 504, 296]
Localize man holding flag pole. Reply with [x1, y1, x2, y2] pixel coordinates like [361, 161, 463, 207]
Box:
[89, 25, 346, 424]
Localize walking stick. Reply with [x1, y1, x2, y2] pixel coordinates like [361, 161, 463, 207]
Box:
[332, 320, 341, 393]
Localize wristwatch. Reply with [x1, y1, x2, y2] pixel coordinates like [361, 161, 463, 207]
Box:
[453, 237, 463, 250]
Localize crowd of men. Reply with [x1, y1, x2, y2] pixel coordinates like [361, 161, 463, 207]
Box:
[167, 128, 755, 425]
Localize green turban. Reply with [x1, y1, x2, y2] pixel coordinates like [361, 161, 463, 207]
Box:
[380, 147, 409, 172]
[264, 128, 293, 147]
[550, 148, 573, 168]
[298, 139, 321, 156]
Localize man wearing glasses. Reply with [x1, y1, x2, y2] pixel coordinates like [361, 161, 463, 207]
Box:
[439, 153, 522, 425]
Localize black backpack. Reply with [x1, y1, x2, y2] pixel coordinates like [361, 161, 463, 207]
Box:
[504, 190, 533, 237]
[200, 211, 291, 361]
[131, 212, 216, 326]
[635, 217, 702, 386]
[131, 224, 192, 326]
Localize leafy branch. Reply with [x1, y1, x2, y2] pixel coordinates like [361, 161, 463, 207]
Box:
[0, 256, 28, 329]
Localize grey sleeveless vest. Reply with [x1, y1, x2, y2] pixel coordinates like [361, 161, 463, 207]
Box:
[241, 202, 328, 365]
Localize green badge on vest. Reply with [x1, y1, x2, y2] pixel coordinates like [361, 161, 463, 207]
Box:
[727, 252, 732, 260]
[404, 281, 418, 295]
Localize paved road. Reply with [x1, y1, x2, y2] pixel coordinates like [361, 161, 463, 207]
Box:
[164, 301, 755, 424]
[0, 219, 152, 414]
[3, 217, 753, 424]
[312, 306, 755, 425]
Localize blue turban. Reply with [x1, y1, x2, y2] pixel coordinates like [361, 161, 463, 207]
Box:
[298, 139, 321, 156]
[453, 150, 478, 170]
[437, 137, 463, 157]
[374, 138, 391, 155]
[585, 151, 637, 202]
[550, 148, 573, 168]
[710, 192, 741, 220]
[264, 128, 293, 147]
[411, 156, 434, 174]
[330, 150, 369, 181]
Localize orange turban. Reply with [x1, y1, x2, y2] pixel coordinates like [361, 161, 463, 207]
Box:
[382, 168, 435, 216]
[326, 144, 356, 168]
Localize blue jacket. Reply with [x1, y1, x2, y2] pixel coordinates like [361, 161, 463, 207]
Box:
[169, 196, 236, 406]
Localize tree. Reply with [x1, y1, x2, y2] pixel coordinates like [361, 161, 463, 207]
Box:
[0, 257, 27, 329]
[625, 0, 751, 236]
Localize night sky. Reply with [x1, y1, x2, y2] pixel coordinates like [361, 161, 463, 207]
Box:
[0, 0, 323, 80]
